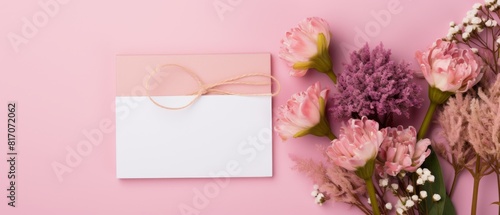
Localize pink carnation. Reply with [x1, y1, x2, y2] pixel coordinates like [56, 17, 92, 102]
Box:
[279, 17, 332, 77]
[415, 39, 483, 93]
[274, 82, 329, 141]
[377, 126, 431, 176]
[326, 116, 386, 171]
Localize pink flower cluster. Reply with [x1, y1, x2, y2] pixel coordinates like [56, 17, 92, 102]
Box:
[277, 15, 488, 215]
[331, 43, 422, 119]
[326, 117, 431, 176]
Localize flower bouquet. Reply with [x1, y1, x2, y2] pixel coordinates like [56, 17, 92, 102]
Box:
[275, 3, 500, 214]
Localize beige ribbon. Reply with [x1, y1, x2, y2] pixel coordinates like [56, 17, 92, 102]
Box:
[145, 64, 281, 110]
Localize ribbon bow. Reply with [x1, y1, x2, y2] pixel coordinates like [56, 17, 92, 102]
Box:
[145, 64, 280, 110]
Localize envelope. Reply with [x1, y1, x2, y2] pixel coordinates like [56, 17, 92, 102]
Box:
[115, 54, 273, 178]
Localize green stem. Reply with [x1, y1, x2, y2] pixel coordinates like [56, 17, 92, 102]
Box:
[325, 69, 337, 84]
[326, 129, 335, 140]
[418, 86, 456, 214]
[366, 177, 381, 215]
[449, 171, 459, 198]
[471, 155, 481, 215]
[355, 159, 378, 214]
[417, 102, 437, 140]
[418, 87, 453, 140]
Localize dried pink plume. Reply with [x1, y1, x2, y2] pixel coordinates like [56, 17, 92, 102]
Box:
[435, 92, 476, 170]
[467, 75, 500, 160]
[290, 148, 366, 205]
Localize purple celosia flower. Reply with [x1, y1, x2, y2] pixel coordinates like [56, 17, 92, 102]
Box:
[331, 43, 422, 124]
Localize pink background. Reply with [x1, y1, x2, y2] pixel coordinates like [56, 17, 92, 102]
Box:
[0, 0, 497, 214]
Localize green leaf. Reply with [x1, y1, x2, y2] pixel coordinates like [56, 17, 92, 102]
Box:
[422, 149, 456, 215]
[428, 203, 440, 215]
[443, 193, 456, 214]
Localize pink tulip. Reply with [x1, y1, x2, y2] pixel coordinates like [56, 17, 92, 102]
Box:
[377, 126, 431, 176]
[274, 82, 333, 141]
[415, 39, 482, 93]
[326, 116, 386, 171]
[279, 17, 337, 83]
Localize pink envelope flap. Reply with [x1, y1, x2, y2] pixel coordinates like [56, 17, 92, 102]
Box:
[116, 53, 271, 96]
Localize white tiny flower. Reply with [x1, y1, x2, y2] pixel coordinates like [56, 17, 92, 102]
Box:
[486, 19, 494, 26]
[379, 178, 389, 187]
[428, 175, 435, 182]
[417, 178, 424, 185]
[385, 203, 393, 210]
[486, 0, 495, 5]
[471, 48, 479, 53]
[474, 3, 483, 9]
[446, 34, 454, 41]
[465, 25, 475, 33]
[497, 0, 500, 6]
[423, 168, 431, 176]
[493, 20, 498, 26]
[412, 195, 419, 201]
[463, 17, 471, 24]
[421, 174, 429, 182]
[416, 168, 423, 175]
[407, 185, 414, 193]
[405, 200, 415, 208]
[433, 194, 442, 202]
[315, 193, 325, 205]
[496, 37, 500, 44]
[318, 193, 324, 200]
[391, 183, 399, 190]
[396, 207, 404, 215]
[468, 9, 479, 17]
[313, 184, 319, 190]
[315, 198, 323, 205]
[311, 190, 319, 197]
[453, 25, 461, 33]
[447, 29, 455, 36]
[420, 191, 428, 198]
[367, 198, 371, 204]
[450, 21, 456, 26]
